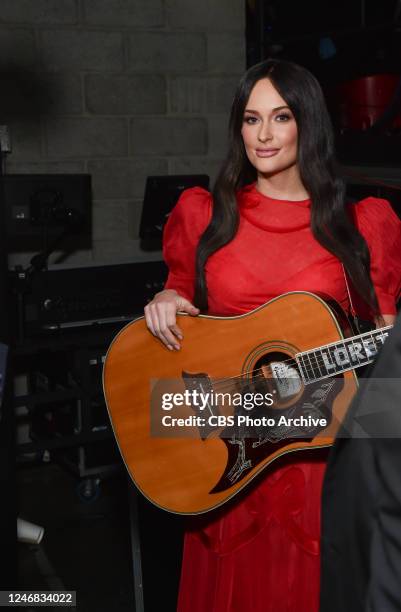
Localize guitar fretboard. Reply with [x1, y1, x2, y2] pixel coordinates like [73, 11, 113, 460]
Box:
[296, 326, 392, 384]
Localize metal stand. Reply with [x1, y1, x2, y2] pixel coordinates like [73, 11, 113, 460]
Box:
[128, 481, 144, 612]
[0, 142, 17, 587]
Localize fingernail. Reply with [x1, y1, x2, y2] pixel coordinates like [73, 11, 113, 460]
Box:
[174, 344, 180, 351]
[177, 334, 183, 340]
[167, 345, 173, 351]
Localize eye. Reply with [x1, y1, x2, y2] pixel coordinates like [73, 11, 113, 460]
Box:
[243, 115, 259, 124]
[275, 113, 292, 122]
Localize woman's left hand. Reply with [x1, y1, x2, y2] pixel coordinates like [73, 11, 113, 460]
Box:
[377, 314, 396, 328]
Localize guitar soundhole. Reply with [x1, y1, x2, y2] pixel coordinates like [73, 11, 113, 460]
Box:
[252, 351, 303, 407]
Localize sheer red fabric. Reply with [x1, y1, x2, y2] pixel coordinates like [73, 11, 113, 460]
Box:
[162, 184, 401, 612]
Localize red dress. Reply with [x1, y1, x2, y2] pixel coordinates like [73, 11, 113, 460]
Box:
[162, 183, 401, 612]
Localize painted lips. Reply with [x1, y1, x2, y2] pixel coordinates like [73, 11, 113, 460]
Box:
[255, 149, 280, 157]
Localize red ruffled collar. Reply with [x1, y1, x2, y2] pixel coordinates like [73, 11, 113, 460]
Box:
[237, 183, 311, 233]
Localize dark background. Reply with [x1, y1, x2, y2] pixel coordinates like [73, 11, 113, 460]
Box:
[1, 1, 401, 611]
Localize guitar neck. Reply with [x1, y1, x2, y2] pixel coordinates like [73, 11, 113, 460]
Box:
[296, 325, 393, 384]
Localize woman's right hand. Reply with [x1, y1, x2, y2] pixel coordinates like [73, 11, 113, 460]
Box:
[144, 289, 200, 350]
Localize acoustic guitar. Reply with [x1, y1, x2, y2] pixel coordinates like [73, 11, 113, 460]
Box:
[102, 291, 391, 515]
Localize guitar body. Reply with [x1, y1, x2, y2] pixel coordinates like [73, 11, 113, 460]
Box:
[103, 291, 358, 514]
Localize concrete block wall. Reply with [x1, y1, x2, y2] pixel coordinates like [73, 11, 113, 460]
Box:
[2, 0, 246, 267]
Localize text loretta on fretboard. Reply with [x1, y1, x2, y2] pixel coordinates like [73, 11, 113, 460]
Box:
[296, 327, 391, 383]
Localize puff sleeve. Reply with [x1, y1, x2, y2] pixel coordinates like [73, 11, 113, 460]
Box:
[352, 197, 401, 314]
[162, 187, 212, 302]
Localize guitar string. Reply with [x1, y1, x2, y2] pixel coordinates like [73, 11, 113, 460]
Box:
[211, 334, 383, 385]
[210, 327, 389, 385]
[207, 332, 387, 392]
[209, 359, 359, 394]
[211, 369, 330, 393]
[210, 355, 372, 393]
[181, 341, 383, 402]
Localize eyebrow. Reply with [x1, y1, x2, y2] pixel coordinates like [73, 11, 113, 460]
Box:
[244, 106, 291, 113]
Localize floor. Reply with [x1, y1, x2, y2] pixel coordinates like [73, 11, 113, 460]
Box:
[16, 455, 184, 612]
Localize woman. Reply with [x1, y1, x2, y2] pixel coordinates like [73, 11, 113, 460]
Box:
[144, 59, 401, 611]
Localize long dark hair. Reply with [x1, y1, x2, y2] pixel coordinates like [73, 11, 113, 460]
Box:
[194, 59, 380, 318]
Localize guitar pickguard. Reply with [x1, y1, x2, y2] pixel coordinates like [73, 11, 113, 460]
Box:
[210, 376, 343, 494]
